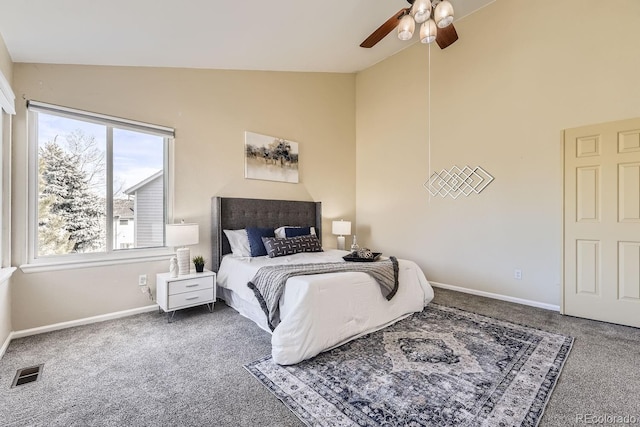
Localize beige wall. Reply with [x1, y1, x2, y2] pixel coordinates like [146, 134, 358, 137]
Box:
[11, 64, 355, 330]
[0, 31, 12, 348]
[355, 0, 640, 306]
[0, 32, 12, 84]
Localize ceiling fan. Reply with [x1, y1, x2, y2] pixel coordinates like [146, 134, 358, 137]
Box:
[360, 0, 458, 50]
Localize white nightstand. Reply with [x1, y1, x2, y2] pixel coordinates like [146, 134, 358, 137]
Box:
[156, 270, 216, 322]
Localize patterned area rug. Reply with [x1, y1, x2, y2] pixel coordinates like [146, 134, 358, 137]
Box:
[245, 304, 573, 427]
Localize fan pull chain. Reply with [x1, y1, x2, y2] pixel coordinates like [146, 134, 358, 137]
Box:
[428, 42, 432, 204]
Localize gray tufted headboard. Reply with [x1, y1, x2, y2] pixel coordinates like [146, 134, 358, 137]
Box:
[211, 197, 322, 272]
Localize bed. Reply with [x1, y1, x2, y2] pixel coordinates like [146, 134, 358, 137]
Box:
[211, 196, 434, 365]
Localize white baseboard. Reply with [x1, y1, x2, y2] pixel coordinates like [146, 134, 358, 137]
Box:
[10, 305, 159, 340]
[430, 281, 560, 312]
[0, 331, 14, 359]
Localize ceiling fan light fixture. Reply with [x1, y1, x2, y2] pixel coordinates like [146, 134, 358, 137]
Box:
[411, 0, 432, 24]
[435, 0, 455, 28]
[359, 0, 458, 49]
[397, 14, 415, 41]
[420, 19, 438, 44]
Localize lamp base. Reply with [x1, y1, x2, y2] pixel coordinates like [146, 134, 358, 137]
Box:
[336, 235, 346, 250]
[176, 247, 191, 275]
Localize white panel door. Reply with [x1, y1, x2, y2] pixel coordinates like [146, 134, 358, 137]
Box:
[564, 118, 640, 328]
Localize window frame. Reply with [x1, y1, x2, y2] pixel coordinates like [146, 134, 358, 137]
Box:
[0, 69, 16, 282]
[22, 101, 175, 273]
[0, 112, 4, 265]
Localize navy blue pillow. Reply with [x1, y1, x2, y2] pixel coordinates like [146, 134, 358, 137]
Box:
[284, 226, 311, 238]
[246, 227, 275, 257]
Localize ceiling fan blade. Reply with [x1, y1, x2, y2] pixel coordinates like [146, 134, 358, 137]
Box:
[360, 8, 409, 48]
[436, 23, 458, 49]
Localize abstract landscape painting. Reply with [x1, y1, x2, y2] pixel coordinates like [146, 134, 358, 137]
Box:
[244, 131, 299, 183]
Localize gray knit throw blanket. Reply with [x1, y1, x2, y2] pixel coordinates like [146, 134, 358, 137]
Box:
[248, 256, 399, 331]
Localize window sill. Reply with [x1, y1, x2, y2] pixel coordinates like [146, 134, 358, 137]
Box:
[0, 267, 17, 284]
[20, 250, 174, 274]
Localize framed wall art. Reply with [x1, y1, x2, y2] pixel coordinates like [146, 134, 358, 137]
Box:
[244, 131, 299, 183]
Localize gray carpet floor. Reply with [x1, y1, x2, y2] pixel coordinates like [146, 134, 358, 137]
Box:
[0, 287, 638, 426]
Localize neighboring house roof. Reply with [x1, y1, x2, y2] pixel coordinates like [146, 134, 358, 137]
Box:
[124, 170, 163, 195]
[113, 199, 134, 219]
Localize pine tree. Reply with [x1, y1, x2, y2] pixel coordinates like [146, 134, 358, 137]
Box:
[39, 142, 105, 254]
[38, 154, 74, 255]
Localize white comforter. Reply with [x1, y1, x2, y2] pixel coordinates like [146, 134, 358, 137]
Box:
[217, 249, 433, 365]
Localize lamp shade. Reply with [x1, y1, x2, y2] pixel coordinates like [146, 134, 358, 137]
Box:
[397, 14, 415, 41]
[332, 220, 352, 236]
[166, 223, 199, 247]
[434, 0, 454, 28]
[420, 19, 437, 44]
[411, 0, 432, 24]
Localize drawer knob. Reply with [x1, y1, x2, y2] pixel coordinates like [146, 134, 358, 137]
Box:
[185, 296, 199, 301]
[186, 284, 199, 288]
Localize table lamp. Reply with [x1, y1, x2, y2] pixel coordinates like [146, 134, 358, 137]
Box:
[332, 220, 351, 250]
[166, 222, 199, 275]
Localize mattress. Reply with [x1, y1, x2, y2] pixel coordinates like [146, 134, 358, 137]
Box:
[217, 249, 433, 365]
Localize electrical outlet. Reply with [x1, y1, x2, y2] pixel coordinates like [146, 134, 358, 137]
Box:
[514, 269, 522, 280]
[138, 274, 147, 286]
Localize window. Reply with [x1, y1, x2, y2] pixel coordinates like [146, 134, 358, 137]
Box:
[26, 101, 174, 268]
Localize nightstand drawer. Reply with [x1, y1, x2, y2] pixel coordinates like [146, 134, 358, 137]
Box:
[168, 288, 213, 310]
[168, 277, 213, 295]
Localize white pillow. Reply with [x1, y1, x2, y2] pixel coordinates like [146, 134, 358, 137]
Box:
[274, 226, 317, 239]
[223, 229, 251, 257]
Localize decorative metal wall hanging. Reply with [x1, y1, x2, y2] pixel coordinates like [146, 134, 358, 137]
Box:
[424, 165, 494, 199]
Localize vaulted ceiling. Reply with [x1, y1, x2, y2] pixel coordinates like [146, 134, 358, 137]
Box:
[0, 0, 494, 73]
